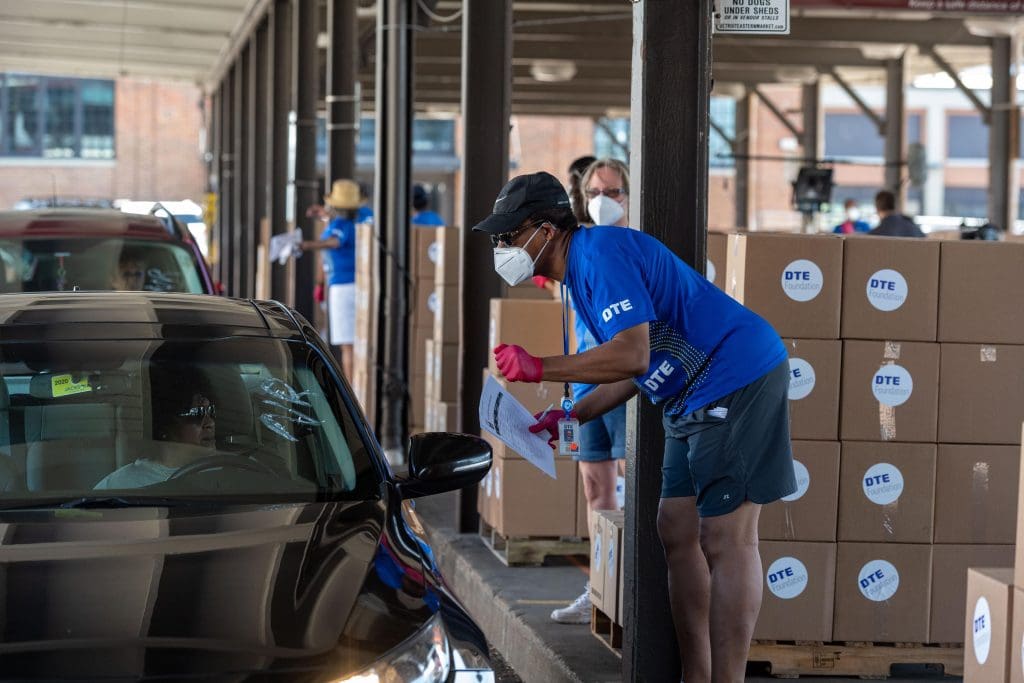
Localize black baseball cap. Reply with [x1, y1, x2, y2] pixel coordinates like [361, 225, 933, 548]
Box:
[472, 171, 571, 235]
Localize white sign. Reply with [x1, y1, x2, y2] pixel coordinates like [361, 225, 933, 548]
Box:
[715, 0, 790, 35]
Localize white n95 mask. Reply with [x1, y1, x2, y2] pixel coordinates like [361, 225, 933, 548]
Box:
[588, 194, 625, 226]
[492, 226, 548, 286]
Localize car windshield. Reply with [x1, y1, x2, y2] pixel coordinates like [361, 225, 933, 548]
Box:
[0, 237, 205, 294]
[0, 338, 380, 505]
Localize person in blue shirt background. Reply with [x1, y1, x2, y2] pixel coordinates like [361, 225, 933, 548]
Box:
[476, 171, 796, 683]
[299, 178, 361, 379]
[832, 198, 871, 234]
[411, 183, 446, 227]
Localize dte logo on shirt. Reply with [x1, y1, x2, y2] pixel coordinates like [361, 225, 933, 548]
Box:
[601, 299, 633, 322]
[643, 360, 676, 392]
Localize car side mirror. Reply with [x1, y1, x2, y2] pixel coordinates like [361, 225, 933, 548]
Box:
[396, 432, 492, 499]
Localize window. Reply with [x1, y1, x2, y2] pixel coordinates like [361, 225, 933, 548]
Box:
[944, 186, 988, 218]
[594, 117, 630, 161]
[0, 74, 114, 159]
[353, 117, 455, 156]
[824, 112, 922, 158]
[947, 114, 987, 160]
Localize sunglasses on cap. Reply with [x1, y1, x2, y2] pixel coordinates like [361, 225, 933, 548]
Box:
[585, 187, 626, 200]
[178, 403, 216, 422]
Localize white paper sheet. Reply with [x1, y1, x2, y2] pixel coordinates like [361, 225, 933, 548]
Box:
[269, 228, 302, 265]
[478, 375, 557, 479]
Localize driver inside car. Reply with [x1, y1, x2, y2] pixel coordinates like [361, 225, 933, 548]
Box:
[95, 367, 216, 489]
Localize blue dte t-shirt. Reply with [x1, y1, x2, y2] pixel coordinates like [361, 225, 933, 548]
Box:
[412, 210, 445, 227]
[565, 226, 786, 416]
[572, 306, 598, 401]
[321, 216, 356, 285]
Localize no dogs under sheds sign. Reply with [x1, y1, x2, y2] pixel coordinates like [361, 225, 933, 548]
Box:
[715, 0, 790, 34]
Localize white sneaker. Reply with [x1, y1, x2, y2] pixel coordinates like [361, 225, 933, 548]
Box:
[550, 585, 592, 624]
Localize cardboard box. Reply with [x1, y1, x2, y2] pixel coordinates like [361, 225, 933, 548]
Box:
[938, 344, 1024, 445]
[931, 547, 1014, 644]
[491, 449, 576, 538]
[413, 227, 437, 282]
[410, 373, 426, 427]
[602, 511, 624, 624]
[432, 226, 461, 287]
[706, 232, 728, 290]
[411, 328, 431, 380]
[432, 284, 460, 345]
[434, 401, 459, 432]
[504, 281, 556, 300]
[760, 441, 840, 542]
[491, 373, 566, 416]
[934, 445, 1019, 544]
[839, 341, 939, 442]
[412, 280, 434, 332]
[725, 233, 843, 339]
[755, 541, 837, 642]
[590, 512, 610, 613]
[784, 339, 842, 441]
[964, 568, 1015, 682]
[431, 343, 459, 403]
[833, 543, 932, 643]
[1011, 586, 1024, 683]
[488, 299, 564, 375]
[838, 441, 936, 543]
[939, 241, 1024, 343]
[840, 236, 940, 342]
[424, 340, 435, 404]
[478, 430, 500, 526]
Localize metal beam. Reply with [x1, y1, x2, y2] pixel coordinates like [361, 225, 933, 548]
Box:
[375, 0, 415, 459]
[458, 0, 511, 532]
[801, 80, 820, 161]
[920, 44, 991, 123]
[292, 0, 318, 321]
[327, 0, 360, 187]
[268, 0, 293, 304]
[625, 0, 712, 680]
[223, 66, 237, 295]
[989, 36, 1014, 230]
[708, 118, 736, 150]
[752, 87, 803, 140]
[824, 67, 885, 134]
[251, 27, 269, 299]
[884, 56, 905, 200]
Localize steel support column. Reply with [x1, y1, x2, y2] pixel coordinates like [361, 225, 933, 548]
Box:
[232, 57, 247, 297]
[292, 0, 319, 320]
[252, 22, 269, 298]
[989, 36, 1013, 230]
[802, 79, 820, 162]
[885, 56, 905, 200]
[458, 0, 511, 532]
[237, 42, 253, 299]
[735, 88, 751, 229]
[375, 0, 415, 458]
[269, 0, 293, 304]
[210, 87, 222, 284]
[222, 67, 236, 293]
[625, 1, 712, 679]
[327, 0, 360, 187]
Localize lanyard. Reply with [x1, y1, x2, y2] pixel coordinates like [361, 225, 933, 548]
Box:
[560, 282, 573, 417]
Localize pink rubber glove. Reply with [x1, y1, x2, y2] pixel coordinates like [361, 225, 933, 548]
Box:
[493, 343, 543, 383]
[313, 283, 325, 303]
[532, 275, 551, 289]
[529, 409, 578, 448]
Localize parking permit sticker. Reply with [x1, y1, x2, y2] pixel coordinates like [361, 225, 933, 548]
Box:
[51, 374, 92, 397]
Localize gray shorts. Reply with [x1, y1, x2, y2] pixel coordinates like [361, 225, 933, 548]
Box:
[660, 360, 796, 517]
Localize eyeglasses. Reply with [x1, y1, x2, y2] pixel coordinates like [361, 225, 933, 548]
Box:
[490, 227, 527, 247]
[585, 187, 626, 200]
[178, 403, 216, 422]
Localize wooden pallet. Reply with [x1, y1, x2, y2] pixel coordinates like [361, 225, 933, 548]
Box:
[747, 640, 963, 679]
[478, 519, 589, 567]
[590, 605, 623, 658]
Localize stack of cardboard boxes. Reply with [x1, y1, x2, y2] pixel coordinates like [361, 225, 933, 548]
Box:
[724, 234, 1024, 645]
[352, 222, 379, 423]
[591, 510, 625, 626]
[415, 225, 460, 434]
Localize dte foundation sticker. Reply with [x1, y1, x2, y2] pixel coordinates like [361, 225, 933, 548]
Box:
[781, 259, 823, 302]
[858, 559, 899, 602]
[866, 269, 908, 312]
[872, 364, 913, 407]
[787, 357, 815, 400]
[782, 460, 810, 502]
[766, 557, 808, 600]
[862, 463, 904, 505]
[973, 596, 991, 665]
[706, 259, 716, 283]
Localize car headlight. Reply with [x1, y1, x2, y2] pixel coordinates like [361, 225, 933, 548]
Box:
[331, 613, 451, 683]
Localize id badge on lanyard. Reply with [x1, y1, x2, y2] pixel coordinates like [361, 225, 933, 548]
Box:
[558, 283, 580, 457]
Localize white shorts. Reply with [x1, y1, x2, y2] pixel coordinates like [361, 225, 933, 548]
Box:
[329, 283, 356, 346]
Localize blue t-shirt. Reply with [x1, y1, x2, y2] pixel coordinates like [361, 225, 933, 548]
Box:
[321, 216, 356, 285]
[572, 306, 598, 401]
[565, 226, 786, 416]
[412, 209, 445, 227]
[832, 219, 870, 234]
[357, 205, 373, 224]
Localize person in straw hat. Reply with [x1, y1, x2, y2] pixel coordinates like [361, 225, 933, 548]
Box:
[299, 178, 363, 378]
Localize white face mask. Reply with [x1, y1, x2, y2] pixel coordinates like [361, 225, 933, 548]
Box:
[492, 226, 549, 287]
[588, 194, 625, 226]
[846, 207, 861, 221]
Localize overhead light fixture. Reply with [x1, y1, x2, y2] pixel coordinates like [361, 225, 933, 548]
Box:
[775, 66, 818, 84]
[530, 60, 577, 83]
[860, 45, 906, 61]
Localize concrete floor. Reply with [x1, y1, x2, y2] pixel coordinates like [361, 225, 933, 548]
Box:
[413, 491, 962, 683]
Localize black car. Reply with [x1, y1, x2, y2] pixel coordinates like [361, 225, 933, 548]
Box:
[0, 292, 494, 682]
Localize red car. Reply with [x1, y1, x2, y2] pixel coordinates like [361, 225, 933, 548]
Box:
[0, 209, 216, 294]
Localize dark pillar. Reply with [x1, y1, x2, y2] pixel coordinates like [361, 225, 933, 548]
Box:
[802, 79, 820, 163]
[989, 37, 1013, 230]
[252, 22, 269, 298]
[884, 56, 905, 203]
[735, 88, 751, 229]
[209, 87, 222, 284]
[236, 42, 252, 299]
[374, 0, 415, 458]
[292, 0, 319, 320]
[327, 0, 360, 187]
[222, 67, 236, 294]
[624, 1, 712, 680]
[232, 57, 246, 297]
[458, 0, 511, 532]
[269, 0, 293, 304]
